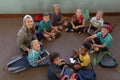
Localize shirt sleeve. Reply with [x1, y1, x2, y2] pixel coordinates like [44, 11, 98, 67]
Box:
[103, 36, 112, 48]
[28, 51, 37, 66]
[38, 21, 43, 32]
[90, 17, 94, 23]
[81, 55, 90, 67]
[96, 32, 101, 37]
[52, 65, 61, 74]
[17, 33, 27, 51]
[33, 34, 37, 40]
[49, 20, 52, 26]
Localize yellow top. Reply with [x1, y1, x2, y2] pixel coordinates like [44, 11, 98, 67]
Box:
[79, 53, 90, 67]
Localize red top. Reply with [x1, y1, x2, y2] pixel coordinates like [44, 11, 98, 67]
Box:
[72, 14, 84, 24]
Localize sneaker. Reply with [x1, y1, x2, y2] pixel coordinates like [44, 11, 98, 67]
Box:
[89, 49, 95, 54]
[47, 37, 52, 41]
[65, 28, 69, 32]
[71, 29, 74, 31]
[78, 31, 81, 34]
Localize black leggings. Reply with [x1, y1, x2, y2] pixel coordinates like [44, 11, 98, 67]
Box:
[93, 37, 108, 52]
[67, 23, 85, 32]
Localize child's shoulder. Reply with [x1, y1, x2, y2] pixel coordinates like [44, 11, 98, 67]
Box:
[91, 16, 96, 19]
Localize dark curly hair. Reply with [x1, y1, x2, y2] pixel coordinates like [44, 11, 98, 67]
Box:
[49, 52, 60, 64]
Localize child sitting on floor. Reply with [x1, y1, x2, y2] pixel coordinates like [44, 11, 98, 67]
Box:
[71, 43, 91, 70]
[27, 40, 49, 67]
[87, 10, 104, 35]
[85, 26, 113, 53]
[65, 8, 85, 34]
[47, 52, 73, 80]
[51, 4, 68, 32]
[36, 13, 56, 41]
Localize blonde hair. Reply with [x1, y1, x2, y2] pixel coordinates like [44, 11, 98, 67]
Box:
[23, 15, 33, 23]
[31, 40, 39, 47]
[97, 10, 104, 14]
[53, 4, 60, 8]
[76, 8, 82, 12]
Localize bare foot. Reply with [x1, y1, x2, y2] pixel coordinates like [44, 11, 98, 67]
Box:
[3, 67, 8, 71]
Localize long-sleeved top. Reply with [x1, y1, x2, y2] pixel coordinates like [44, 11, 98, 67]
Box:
[27, 49, 41, 67]
[17, 26, 37, 51]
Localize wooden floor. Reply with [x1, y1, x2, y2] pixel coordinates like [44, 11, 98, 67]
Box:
[0, 16, 120, 80]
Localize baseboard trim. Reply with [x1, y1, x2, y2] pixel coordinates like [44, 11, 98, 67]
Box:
[0, 12, 120, 18]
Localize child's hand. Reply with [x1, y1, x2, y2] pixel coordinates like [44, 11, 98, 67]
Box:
[92, 44, 98, 47]
[76, 26, 80, 29]
[63, 65, 68, 69]
[72, 26, 76, 29]
[35, 60, 41, 64]
[74, 64, 81, 70]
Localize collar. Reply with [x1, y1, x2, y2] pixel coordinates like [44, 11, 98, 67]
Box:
[101, 33, 108, 38]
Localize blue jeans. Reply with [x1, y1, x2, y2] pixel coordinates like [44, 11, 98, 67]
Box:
[64, 68, 73, 76]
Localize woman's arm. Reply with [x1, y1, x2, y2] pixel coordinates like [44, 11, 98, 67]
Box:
[36, 57, 46, 63]
[17, 34, 31, 53]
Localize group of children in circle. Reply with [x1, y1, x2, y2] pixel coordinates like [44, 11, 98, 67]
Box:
[15, 3, 113, 80]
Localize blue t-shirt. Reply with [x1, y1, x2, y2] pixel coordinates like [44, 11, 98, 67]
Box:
[38, 20, 51, 33]
[47, 64, 73, 80]
[47, 64, 61, 80]
[96, 32, 113, 49]
[27, 49, 41, 67]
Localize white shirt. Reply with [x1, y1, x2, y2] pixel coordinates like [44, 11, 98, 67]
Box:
[90, 16, 104, 28]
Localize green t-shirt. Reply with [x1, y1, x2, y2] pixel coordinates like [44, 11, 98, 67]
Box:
[96, 32, 113, 49]
[38, 20, 51, 33]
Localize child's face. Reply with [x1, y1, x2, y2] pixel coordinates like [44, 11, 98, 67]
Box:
[101, 28, 109, 36]
[80, 47, 88, 55]
[32, 41, 40, 51]
[54, 7, 60, 14]
[75, 9, 82, 17]
[43, 16, 50, 23]
[96, 12, 103, 20]
[25, 18, 33, 29]
[53, 57, 62, 65]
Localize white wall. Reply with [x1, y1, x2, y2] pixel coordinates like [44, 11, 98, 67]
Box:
[0, 0, 119, 14]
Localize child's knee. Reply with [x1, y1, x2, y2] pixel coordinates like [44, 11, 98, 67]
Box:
[94, 47, 99, 52]
[59, 26, 63, 30]
[44, 34, 50, 38]
[64, 21, 68, 26]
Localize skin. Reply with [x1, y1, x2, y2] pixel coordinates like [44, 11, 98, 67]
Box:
[24, 18, 33, 29]
[31, 41, 40, 52]
[71, 9, 85, 30]
[85, 27, 109, 51]
[54, 6, 60, 15]
[53, 57, 67, 79]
